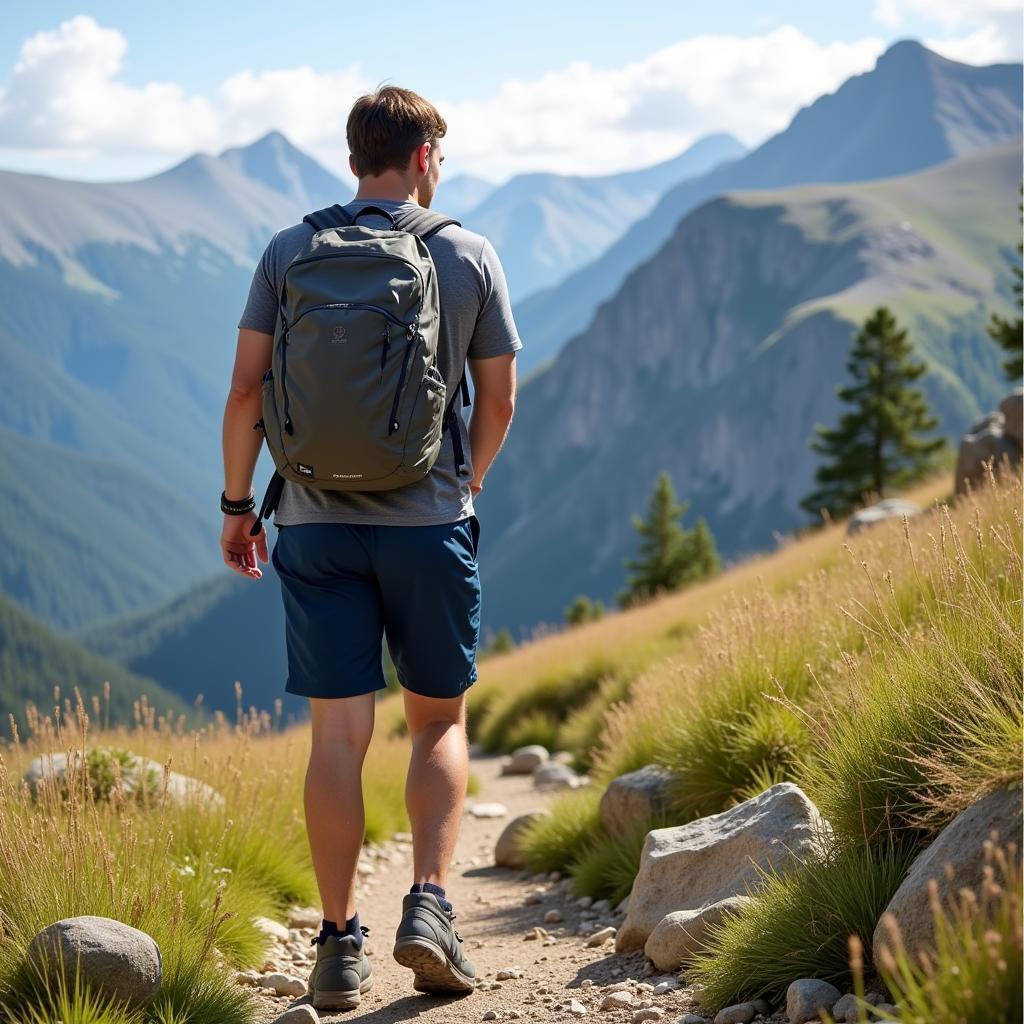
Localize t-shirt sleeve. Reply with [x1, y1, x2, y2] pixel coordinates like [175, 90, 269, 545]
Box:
[237, 232, 281, 334]
[467, 237, 523, 359]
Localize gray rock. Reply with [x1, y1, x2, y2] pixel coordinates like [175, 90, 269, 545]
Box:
[847, 499, 919, 536]
[1000, 389, 1023, 448]
[633, 1010, 663, 1023]
[749, 998, 771, 1017]
[600, 765, 676, 839]
[503, 745, 549, 775]
[955, 411, 1021, 494]
[644, 896, 753, 970]
[26, 915, 161, 1007]
[24, 749, 223, 808]
[680, 1016, 709, 1024]
[272, 1006, 319, 1024]
[586, 926, 617, 947]
[601, 991, 634, 1010]
[570, 998, 588, 1016]
[873, 786, 1023, 964]
[712, 1004, 756, 1024]
[495, 810, 549, 869]
[469, 802, 508, 818]
[831, 993, 860, 1022]
[259, 971, 307, 996]
[786, 978, 841, 1024]
[617, 783, 829, 952]
[534, 761, 587, 790]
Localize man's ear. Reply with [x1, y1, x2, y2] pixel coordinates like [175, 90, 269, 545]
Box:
[418, 142, 431, 174]
[348, 154, 359, 178]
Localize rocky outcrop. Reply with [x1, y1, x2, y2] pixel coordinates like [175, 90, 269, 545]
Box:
[599, 765, 675, 839]
[495, 810, 550, 868]
[847, 498, 919, 535]
[616, 784, 829, 956]
[872, 786, 1022, 963]
[24, 749, 223, 808]
[26, 916, 161, 1007]
[955, 391, 1023, 494]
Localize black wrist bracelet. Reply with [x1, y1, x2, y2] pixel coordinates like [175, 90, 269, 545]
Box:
[221, 489, 255, 515]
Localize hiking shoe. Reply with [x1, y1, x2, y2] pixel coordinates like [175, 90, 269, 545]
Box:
[393, 892, 476, 994]
[307, 926, 373, 1010]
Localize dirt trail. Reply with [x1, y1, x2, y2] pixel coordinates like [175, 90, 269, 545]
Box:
[251, 753, 702, 1024]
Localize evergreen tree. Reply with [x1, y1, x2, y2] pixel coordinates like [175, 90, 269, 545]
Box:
[619, 472, 720, 607]
[489, 627, 515, 655]
[987, 195, 1023, 380]
[801, 306, 945, 520]
[564, 595, 605, 627]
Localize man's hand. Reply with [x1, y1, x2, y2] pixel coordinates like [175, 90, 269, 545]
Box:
[221, 513, 269, 579]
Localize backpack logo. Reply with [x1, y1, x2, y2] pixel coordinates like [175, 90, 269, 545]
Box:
[331, 326, 347, 343]
[296, 463, 314, 477]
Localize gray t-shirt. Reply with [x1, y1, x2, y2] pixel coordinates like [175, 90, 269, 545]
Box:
[238, 197, 522, 527]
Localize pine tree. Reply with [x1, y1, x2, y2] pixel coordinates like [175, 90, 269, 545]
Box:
[801, 306, 945, 520]
[619, 472, 719, 607]
[987, 196, 1023, 380]
[564, 595, 605, 627]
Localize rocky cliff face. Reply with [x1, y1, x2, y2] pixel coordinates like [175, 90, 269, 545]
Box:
[479, 143, 1022, 632]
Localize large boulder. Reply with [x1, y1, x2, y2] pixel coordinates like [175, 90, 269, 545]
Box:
[847, 498, 919, 536]
[616, 783, 828, 954]
[1000, 389, 1023, 448]
[600, 765, 675, 839]
[644, 896, 752, 971]
[495, 809, 549, 868]
[955, 410, 1021, 495]
[872, 786, 1022, 964]
[24, 749, 223, 808]
[26, 916, 162, 1007]
[502, 745, 549, 775]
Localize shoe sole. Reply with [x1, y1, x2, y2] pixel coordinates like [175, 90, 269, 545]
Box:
[393, 936, 475, 994]
[311, 975, 373, 1010]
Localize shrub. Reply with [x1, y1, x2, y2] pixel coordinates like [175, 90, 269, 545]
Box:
[688, 839, 916, 1010]
[519, 788, 601, 874]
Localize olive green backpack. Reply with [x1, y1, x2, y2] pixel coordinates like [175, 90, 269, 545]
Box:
[251, 203, 470, 535]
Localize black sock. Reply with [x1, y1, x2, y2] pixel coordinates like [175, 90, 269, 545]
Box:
[410, 882, 453, 913]
[318, 914, 362, 945]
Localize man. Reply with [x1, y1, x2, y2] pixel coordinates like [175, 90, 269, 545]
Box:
[220, 86, 520, 1010]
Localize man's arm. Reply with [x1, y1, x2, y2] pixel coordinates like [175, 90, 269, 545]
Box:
[467, 352, 516, 496]
[221, 327, 273, 578]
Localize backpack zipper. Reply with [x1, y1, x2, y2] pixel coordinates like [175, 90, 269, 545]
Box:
[388, 328, 421, 435]
[286, 301, 412, 332]
[283, 249, 426, 297]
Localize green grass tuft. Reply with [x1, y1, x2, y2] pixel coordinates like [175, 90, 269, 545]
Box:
[688, 840, 916, 1010]
[519, 788, 601, 874]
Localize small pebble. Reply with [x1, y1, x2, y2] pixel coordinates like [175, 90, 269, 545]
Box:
[576, 896, 594, 909]
[497, 968, 523, 981]
[544, 909, 564, 924]
[483, 1012, 499, 1021]
[680, 1015, 708, 1024]
[525, 890, 547, 905]
[580, 979, 594, 988]
[600, 992, 635, 1011]
[569, 998, 588, 1016]
[633, 1010, 662, 1023]
[585, 926, 617, 948]
[712, 1004, 756, 1024]
[259, 972, 307, 998]
[272, 1005, 319, 1023]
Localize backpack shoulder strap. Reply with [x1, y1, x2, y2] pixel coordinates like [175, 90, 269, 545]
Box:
[393, 207, 461, 241]
[302, 204, 353, 231]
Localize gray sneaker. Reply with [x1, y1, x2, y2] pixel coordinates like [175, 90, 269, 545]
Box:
[306, 927, 373, 1010]
[393, 892, 476, 994]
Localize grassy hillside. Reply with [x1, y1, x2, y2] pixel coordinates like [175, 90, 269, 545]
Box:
[0, 589, 193, 735]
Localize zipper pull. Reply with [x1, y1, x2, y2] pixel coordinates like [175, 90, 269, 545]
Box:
[381, 323, 390, 382]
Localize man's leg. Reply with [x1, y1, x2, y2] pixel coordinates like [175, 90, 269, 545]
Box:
[305, 693, 376, 925]
[402, 690, 469, 886]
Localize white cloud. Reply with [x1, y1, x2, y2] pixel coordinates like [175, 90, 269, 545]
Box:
[0, 16, 897, 182]
[873, 0, 1021, 61]
[440, 27, 884, 178]
[926, 24, 1021, 63]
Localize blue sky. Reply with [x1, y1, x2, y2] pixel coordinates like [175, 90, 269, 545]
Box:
[0, 2, 1019, 182]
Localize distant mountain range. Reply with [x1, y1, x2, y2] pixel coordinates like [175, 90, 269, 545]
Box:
[459, 133, 746, 299]
[1, 37, 1020, 716]
[478, 141, 1023, 630]
[512, 39, 1024, 375]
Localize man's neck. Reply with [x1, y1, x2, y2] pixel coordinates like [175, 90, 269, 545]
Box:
[352, 184, 418, 204]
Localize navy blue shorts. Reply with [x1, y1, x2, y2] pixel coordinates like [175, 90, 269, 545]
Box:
[270, 515, 481, 700]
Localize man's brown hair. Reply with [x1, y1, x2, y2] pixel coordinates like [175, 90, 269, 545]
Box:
[347, 86, 447, 178]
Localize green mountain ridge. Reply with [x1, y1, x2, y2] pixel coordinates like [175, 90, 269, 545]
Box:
[0, 588, 192, 735]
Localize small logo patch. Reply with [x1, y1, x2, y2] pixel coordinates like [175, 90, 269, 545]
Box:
[331, 325, 347, 343]
[332, 472, 363, 479]
[296, 463, 314, 477]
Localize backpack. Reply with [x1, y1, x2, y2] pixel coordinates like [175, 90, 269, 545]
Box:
[250, 202, 471, 536]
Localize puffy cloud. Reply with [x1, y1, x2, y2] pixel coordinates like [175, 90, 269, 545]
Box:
[926, 24, 1021, 63]
[439, 27, 884, 177]
[873, 0, 1021, 61]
